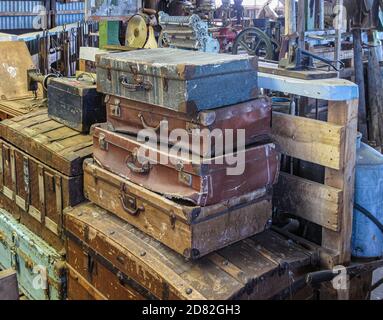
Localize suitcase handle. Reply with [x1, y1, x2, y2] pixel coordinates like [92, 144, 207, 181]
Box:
[138, 113, 163, 132]
[126, 159, 151, 174]
[119, 184, 144, 216]
[120, 75, 152, 92]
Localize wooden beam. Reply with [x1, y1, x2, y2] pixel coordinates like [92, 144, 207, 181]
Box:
[272, 112, 345, 170]
[274, 172, 342, 231]
[322, 99, 358, 267]
[0, 269, 19, 300]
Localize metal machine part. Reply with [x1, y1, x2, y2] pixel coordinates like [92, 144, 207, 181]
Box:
[27, 69, 60, 99]
[125, 13, 158, 49]
[158, 11, 220, 52]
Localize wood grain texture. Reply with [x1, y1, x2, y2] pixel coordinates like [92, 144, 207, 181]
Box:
[274, 172, 342, 231]
[322, 99, 358, 267]
[272, 112, 344, 169]
[0, 110, 92, 176]
[64, 202, 313, 300]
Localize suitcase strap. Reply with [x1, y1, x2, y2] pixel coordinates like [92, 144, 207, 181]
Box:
[65, 230, 158, 300]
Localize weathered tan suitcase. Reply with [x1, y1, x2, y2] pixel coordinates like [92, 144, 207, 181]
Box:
[96, 48, 258, 112]
[64, 202, 312, 300]
[106, 95, 271, 157]
[93, 125, 280, 206]
[0, 110, 93, 250]
[83, 159, 272, 259]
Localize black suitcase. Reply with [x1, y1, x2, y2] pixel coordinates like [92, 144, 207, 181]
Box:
[47, 75, 105, 133]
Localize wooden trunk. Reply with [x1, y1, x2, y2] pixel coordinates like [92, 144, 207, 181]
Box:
[83, 158, 272, 259]
[96, 48, 258, 112]
[48, 77, 105, 133]
[0, 98, 46, 121]
[64, 202, 313, 300]
[93, 125, 280, 206]
[0, 139, 84, 250]
[0, 209, 66, 300]
[0, 110, 93, 250]
[0, 110, 93, 177]
[105, 95, 272, 157]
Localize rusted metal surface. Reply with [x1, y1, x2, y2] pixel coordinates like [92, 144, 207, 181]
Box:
[106, 95, 272, 157]
[92, 124, 280, 206]
[83, 158, 272, 259]
[64, 201, 314, 300]
[96, 48, 258, 112]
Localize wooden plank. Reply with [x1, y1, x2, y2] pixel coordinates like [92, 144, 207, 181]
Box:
[274, 172, 342, 231]
[258, 72, 359, 101]
[322, 99, 358, 267]
[272, 112, 344, 169]
[0, 269, 19, 300]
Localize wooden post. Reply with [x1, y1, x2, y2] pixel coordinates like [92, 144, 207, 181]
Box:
[297, 0, 306, 50]
[322, 99, 358, 267]
[353, 28, 368, 139]
[285, 0, 297, 35]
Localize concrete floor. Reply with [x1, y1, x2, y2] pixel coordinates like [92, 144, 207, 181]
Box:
[371, 268, 383, 300]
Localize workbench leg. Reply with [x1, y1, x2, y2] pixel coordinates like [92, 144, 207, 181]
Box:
[322, 99, 358, 268]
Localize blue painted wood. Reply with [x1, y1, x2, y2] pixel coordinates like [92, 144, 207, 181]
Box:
[258, 72, 359, 101]
[0, 209, 66, 300]
[97, 48, 258, 112]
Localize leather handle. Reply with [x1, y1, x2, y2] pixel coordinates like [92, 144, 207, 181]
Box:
[138, 113, 163, 132]
[119, 75, 152, 92]
[119, 184, 144, 216]
[126, 160, 151, 174]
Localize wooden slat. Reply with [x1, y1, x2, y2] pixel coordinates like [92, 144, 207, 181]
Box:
[274, 172, 342, 231]
[272, 112, 345, 170]
[322, 99, 358, 267]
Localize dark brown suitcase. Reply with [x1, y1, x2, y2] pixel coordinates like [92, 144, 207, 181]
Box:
[105, 95, 272, 157]
[83, 158, 272, 259]
[64, 202, 312, 300]
[93, 124, 280, 206]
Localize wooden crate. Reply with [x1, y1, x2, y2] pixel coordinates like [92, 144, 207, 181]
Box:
[258, 70, 359, 268]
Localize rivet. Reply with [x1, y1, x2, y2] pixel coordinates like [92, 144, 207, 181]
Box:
[109, 231, 115, 235]
[140, 251, 146, 257]
[222, 260, 229, 266]
[185, 288, 192, 295]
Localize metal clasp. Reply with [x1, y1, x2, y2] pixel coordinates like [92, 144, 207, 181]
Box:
[98, 133, 108, 151]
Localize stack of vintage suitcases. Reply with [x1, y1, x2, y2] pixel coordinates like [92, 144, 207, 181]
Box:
[0, 47, 281, 300]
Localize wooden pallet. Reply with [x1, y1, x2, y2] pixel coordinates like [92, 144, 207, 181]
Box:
[258, 72, 359, 268]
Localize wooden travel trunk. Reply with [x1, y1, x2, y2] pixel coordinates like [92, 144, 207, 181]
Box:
[64, 202, 312, 300]
[0, 209, 66, 300]
[105, 95, 272, 157]
[0, 110, 93, 250]
[96, 48, 258, 112]
[83, 159, 272, 259]
[0, 97, 46, 121]
[47, 76, 105, 133]
[93, 125, 279, 206]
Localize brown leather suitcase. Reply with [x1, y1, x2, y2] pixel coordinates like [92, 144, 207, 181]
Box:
[93, 124, 280, 206]
[64, 202, 311, 300]
[105, 95, 272, 157]
[0, 110, 93, 250]
[83, 158, 272, 259]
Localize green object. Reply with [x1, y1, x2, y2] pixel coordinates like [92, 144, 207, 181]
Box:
[99, 20, 121, 49]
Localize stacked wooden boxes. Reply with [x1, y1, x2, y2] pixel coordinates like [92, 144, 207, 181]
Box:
[65, 48, 281, 299]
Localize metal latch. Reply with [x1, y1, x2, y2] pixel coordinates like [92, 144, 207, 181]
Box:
[176, 161, 192, 187]
[110, 98, 121, 117]
[98, 133, 108, 151]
